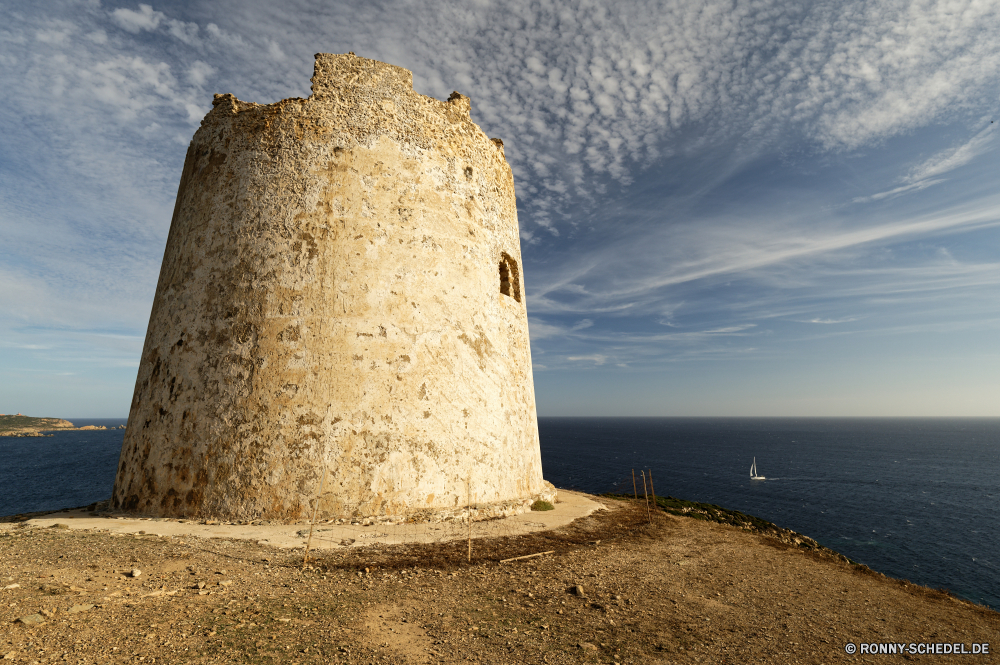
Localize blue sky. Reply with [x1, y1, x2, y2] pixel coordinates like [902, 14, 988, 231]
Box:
[2, 0, 999, 417]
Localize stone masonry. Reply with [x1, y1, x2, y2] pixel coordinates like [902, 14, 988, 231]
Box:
[112, 53, 553, 522]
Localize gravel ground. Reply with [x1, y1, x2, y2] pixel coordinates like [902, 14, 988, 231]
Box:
[2, 496, 997, 664]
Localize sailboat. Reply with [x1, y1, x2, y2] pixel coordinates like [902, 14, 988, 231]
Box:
[750, 457, 765, 480]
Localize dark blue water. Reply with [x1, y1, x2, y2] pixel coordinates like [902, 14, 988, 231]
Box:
[2, 416, 997, 608]
[0, 418, 126, 517]
[539, 417, 1000, 609]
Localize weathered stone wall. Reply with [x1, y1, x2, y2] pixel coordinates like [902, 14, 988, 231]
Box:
[112, 53, 551, 521]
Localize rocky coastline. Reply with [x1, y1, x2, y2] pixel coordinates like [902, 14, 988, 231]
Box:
[0, 415, 126, 437]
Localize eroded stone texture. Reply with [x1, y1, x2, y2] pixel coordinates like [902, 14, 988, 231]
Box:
[112, 53, 552, 522]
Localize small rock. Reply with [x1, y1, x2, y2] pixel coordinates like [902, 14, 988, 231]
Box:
[130, 569, 142, 578]
[3, 583, 19, 590]
[15, 614, 45, 625]
[570, 585, 585, 597]
[49, 524, 70, 530]
[578, 642, 598, 651]
[67, 604, 94, 614]
[3, 651, 17, 660]
[218, 580, 232, 587]
[39, 609, 55, 618]
[196, 582, 206, 589]
[38, 582, 67, 596]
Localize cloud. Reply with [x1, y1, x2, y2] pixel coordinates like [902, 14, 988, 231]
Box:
[356, 0, 1000, 234]
[856, 124, 996, 202]
[908, 126, 996, 183]
[798, 317, 860, 325]
[526, 317, 595, 340]
[701, 325, 756, 335]
[566, 354, 607, 365]
[187, 60, 215, 87]
[111, 4, 164, 34]
[13, 0, 991, 241]
[854, 180, 947, 204]
[523, 313, 768, 369]
[35, 27, 73, 45]
[527, 318, 566, 341]
[530, 194, 1000, 315]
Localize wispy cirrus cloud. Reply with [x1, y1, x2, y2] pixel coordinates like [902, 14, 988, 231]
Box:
[856, 124, 996, 202]
[527, 194, 1000, 320]
[797, 317, 861, 325]
[908, 127, 996, 183]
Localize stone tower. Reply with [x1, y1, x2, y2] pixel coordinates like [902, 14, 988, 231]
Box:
[112, 53, 552, 521]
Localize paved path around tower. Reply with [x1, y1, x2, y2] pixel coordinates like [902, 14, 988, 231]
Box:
[8, 490, 604, 551]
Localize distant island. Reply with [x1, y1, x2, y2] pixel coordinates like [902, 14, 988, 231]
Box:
[0, 415, 125, 437]
[0, 414, 75, 437]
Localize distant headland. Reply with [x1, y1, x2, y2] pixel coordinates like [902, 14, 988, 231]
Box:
[0, 415, 125, 437]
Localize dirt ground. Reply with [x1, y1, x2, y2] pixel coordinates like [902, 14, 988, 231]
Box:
[2, 497, 997, 664]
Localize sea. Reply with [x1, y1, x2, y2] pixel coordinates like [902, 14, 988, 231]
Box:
[2, 416, 997, 609]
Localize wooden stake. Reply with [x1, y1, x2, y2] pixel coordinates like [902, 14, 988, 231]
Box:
[500, 551, 555, 564]
[467, 476, 472, 563]
[641, 470, 651, 525]
[302, 466, 327, 569]
[648, 469, 656, 517]
[631, 469, 637, 500]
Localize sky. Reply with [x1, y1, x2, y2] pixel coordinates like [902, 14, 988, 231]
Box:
[1, 0, 999, 418]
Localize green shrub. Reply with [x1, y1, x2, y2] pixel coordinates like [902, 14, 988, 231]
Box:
[531, 500, 554, 511]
